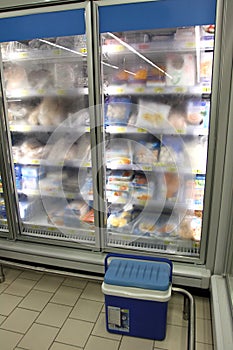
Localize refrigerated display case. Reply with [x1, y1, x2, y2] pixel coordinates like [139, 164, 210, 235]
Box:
[0, 0, 232, 290]
[95, 0, 218, 266]
[100, 25, 212, 258]
[0, 1, 103, 250]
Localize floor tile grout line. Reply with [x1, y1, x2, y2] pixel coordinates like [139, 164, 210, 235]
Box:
[52, 287, 85, 345]
[1, 278, 38, 298]
[0, 269, 214, 350]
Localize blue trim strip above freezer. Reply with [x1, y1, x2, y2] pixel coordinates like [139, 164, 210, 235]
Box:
[99, 0, 216, 33]
[0, 9, 85, 42]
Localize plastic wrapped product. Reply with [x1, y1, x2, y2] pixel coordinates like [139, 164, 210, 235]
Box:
[107, 210, 132, 231]
[131, 185, 153, 202]
[136, 99, 171, 130]
[178, 214, 202, 241]
[128, 67, 148, 85]
[167, 108, 187, 131]
[166, 54, 195, 86]
[187, 100, 210, 127]
[105, 97, 132, 126]
[81, 208, 94, 224]
[64, 200, 89, 226]
[106, 139, 132, 166]
[133, 215, 159, 237]
[4, 64, 29, 91]
[183, 136, 208, 172]
[133, 141, 160, 164]
[163, 172, 180, 200]
[132, 174, 148, 187]
[28, 68, 54, 89]
[28, 97, 68, 126]
[108, 170, 134, 182]
[146, 66, 166, 86]
[159, 135, 184, 165]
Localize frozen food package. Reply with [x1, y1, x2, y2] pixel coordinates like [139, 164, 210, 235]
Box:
[112, 70, 130, 85]
[8, 101, 34, 125]
[65, 200, 89, 217]
[106, 190, 129, 204]
[146, 66, 166, 86]
[159, 136, 184, 165]
[106, 139, 132, 166]
[80, 176, 93, 198]
[14, 138, 45, 161]
[108, 210, 132, 231]
[128, 67, 148, 85]
[163, 172, 180, 200]
[136, 100, 171, 130]
[19, 197, 41, 221]
[193, 175, 205, 209]
[14, 165, 22, 190]
[174, 27, 195, 48]
[21, 166, 45, 179]
[178, 214, 202, 241]
[4, 64, 29, 91]
[64, 200, 89, 227]
[133, 214, 159, 237]
[28, 68, 54, 90]
[106, 180, 131, 192]
[187, 100, 210, 127]
[132, 173, 148, 187]
[105, 97, 131, 125]
[200, 51, 213, 85]
[132, 185, 154, 202]
[200, 25, 215, 49]
[184, 136, 208, 172]
[54, 63, 75, 89]
[156, 214, 178, 237]
[166, 54, 196, 86]
[167, 107, 187, 131]
[107, 170, 134, 182]
[66, 136, 91, 162]
[28, 97, 68, 126]
[81, 209, 94, 225]
[133, 141, 160, 164]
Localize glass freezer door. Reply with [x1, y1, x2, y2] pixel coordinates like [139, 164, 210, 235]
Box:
[0, 5, 97, 246]
[99, 0, 216, 258]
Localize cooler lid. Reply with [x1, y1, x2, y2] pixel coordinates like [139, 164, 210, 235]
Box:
[104, 259, 171, 291]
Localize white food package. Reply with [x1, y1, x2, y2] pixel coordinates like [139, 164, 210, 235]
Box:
[136, 100, 171, 130]
[166, 54, 196, 86]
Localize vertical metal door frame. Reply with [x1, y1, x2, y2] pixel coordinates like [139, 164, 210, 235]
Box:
[205, 0, 233, 271]
[0, 56, 21, 240]
[87, 1, 107, 250]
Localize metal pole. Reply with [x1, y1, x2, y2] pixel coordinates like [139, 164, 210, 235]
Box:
[172, 287, 196, 350]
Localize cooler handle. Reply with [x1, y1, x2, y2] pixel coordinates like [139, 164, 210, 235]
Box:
[104, 253, 173, 283]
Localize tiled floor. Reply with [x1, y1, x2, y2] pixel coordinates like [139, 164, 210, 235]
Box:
[0, 267, 213, 350]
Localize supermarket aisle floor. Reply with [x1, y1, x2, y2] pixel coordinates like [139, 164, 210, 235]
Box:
[0, 267, 213, 350]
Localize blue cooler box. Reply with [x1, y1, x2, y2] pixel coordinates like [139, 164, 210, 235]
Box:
[102, 254, 172, 340]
